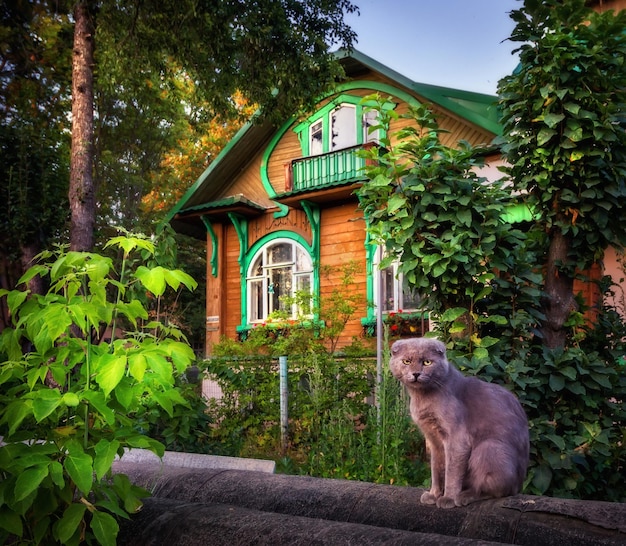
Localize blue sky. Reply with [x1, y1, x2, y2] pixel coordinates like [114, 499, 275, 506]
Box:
[345, 0, 521, 95]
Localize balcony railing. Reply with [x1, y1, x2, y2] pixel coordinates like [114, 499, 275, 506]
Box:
[285, 143, 377, 193]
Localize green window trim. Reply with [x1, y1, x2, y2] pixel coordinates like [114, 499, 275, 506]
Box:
[237, 230, 319, 329]
[259, 81, 419, 217]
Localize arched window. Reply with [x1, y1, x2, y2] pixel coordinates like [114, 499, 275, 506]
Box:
[247, 239, 314, 322]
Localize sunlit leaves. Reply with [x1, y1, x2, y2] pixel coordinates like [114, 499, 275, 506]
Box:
[358, 95, 523, 321]
[0, 234, 197, 544]
[498, 0, 626, 267]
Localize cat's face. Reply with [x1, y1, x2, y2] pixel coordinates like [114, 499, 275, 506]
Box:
[389, 337, 449, 390]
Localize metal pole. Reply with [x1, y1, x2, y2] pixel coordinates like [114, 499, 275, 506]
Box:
[375, 245, 383, 421]
[279, 355, 288, 454]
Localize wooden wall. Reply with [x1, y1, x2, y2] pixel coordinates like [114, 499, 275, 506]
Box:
[318, 202, 370, 349]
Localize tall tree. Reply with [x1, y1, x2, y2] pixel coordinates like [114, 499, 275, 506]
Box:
[69, 0, 357, 250]
[69, 1, 96, 251]
[0, 0, 72, 310]
[498, 0, 626, 348]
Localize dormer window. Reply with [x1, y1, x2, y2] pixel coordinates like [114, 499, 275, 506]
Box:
[294, 94, 394, 157]
[330, 104, 357, 151]
[310, 120, 323, 156]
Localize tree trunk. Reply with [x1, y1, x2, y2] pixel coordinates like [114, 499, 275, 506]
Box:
[69, 1, 95, 252]
[542, 227, 576, 349]
[20, 242, 44, 296]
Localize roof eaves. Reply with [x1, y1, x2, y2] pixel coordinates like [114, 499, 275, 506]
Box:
[336, 48, 501, 136]
[163, 112, 263, 225]
[177, 193, 267, 215]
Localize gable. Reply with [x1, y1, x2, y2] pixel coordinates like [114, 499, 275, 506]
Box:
[168, 49, 501, 239]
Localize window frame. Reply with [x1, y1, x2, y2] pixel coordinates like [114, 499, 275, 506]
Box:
[294, 94, 393, 157]
[246, 238, 314, 324]
[375, 254, 423, 314]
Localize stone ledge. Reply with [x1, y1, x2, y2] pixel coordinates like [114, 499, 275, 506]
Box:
[115, 448, 275, 473]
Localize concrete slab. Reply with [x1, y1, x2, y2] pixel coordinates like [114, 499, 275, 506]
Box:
[116, 448, 275, 473]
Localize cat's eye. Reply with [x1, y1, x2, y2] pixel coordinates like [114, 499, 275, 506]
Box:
[402, 359, 411, 366]
[422, 359, 432, 366]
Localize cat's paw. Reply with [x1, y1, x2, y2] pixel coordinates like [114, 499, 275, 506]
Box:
[420, 491, 438, 505]
[436, 496, 457, 509]
[455, 491, 484, 506]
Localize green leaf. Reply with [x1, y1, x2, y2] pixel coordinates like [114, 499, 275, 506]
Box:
[1, 400, 33, 436]
[94, 439, 121, 481]
[55, 503, 87, 544]
[439, 307, 467, 322]
[589, 371, 612, 389]
[0, 506, 23, 536]
[32, 388, 62, 422]
[49, 461, 65, 488]
[116, 299, 149, 328]
[566, 383, 586, 396]
[43, 304, 73, 342]
[549, 374, 565, 392]
[144, 351, 173, 382]
[105, 235, 155, 256]
[135, 266, 166, 296]
[64, 443, 93, 495]
[15, 464, 49, 502]
[532, 465, 552, 494]
[387, 193, 406, 214]
[90, 510, 119, 546]
[559, 366, 577, 380]
[7, 290, 29, 314]
[63, 392, 80, 407]
[545, 434, 566, 451]
[94, 354, 127, 398]
[473, 347, 489, 360]
[128, 353, 147, 381]
[456, 209, 472, 227]
[563, 103, 580, 116]
[542, 112, 565, 128]
[537, 128, 556, 146]
[82, 391, 116, 425]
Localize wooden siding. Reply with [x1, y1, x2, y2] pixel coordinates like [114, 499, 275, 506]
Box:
[319, 202, 371, 349]
[267, 129, 301, 196]
[248, 208, 312, 245]
[224, 223, 243, 338]
[216, 154, 275, 207]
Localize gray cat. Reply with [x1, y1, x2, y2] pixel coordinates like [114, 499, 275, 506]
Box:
[390, 337, 529, 509]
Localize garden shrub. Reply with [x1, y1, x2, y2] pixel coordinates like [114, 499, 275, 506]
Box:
[0, 235, 197, 545]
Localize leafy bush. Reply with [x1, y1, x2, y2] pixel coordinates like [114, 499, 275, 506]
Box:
[444, 278, 626, 502]
[0, 235, 197, 545]
[206, 330, 429, 485]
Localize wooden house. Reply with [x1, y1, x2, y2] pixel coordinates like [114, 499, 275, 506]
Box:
[167, 50, 506, 355]
[167, 49, 625, 357]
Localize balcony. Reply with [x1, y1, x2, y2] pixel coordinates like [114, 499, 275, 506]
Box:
[284, 143, 377, 194]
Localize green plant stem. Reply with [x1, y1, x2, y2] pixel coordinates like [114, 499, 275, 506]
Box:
[110, 251, 128, 346]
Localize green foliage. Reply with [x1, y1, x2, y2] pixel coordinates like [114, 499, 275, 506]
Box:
[356, 16, 626, 499]
[204, 345, 429, 485]
[451, 289, 626, 501]
[135, 381, 217, 454]
[358, 95, 527, 326]
[498, 0, 626, 268]
[0, 235, 197, 544]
